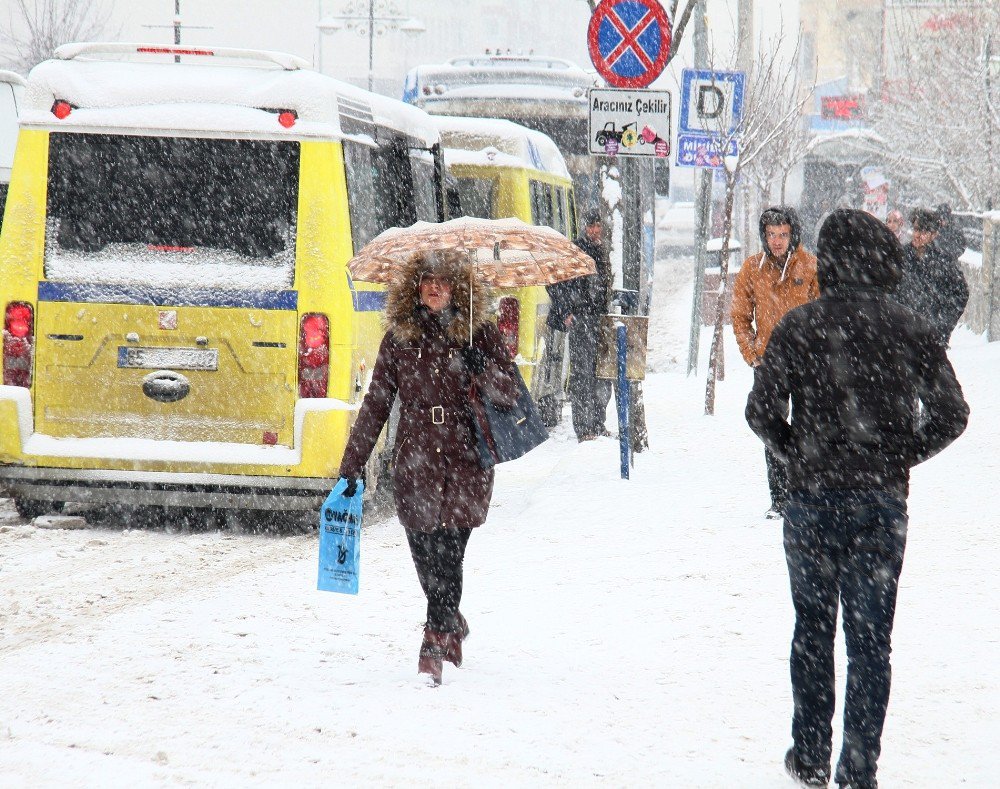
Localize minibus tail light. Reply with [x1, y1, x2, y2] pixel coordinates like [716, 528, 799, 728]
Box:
[4, 302, 34, 388]
[278, 110, 297, 128]
[298, 313, 329, 398]
[497, 297, 519, 359]
[51, 100, 72, 119]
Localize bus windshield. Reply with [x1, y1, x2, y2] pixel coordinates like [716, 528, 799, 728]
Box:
[44, 134, 300, 289]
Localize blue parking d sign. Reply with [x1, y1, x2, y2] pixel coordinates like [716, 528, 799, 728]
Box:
[679, 69, 745, 135]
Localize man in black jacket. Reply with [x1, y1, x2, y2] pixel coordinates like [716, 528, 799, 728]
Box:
[892, 207, 969, 346]
[746, 209, 969, 789]
[547, 209, 613, 440]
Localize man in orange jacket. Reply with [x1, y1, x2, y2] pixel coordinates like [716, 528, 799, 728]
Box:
[731, 206, 819, 518]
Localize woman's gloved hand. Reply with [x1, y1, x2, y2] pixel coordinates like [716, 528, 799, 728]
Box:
[339, 476, 359, 498]
[461, 344, 487, 374]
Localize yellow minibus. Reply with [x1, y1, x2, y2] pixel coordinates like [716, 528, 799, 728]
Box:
[0, 43, 445, 518]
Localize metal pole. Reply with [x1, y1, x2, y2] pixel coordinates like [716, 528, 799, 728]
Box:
[317, 0, 323, 75]
[686, 1, 711, 375]
[368, 0, 375, 92]
[616, 321, 630, 479]
[174, 0, 181, 63]
[986, 34, 994, 212]
[988, 222, 999, 342]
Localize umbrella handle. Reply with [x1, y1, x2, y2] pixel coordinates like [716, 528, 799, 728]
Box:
[468, 249, 474, 347]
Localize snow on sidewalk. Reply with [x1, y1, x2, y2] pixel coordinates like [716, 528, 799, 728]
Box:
[0, 269, 997, 785]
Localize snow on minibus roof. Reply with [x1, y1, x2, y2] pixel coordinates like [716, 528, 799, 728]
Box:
[20, 44, 439, 144]
[433, 115, 569, 179]
[409, 55, 594, 89]
[0, 70, 27, 86]
[405, 55, 593, 114]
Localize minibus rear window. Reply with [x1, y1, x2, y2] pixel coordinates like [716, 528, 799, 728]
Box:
[44, 134, 299, 289]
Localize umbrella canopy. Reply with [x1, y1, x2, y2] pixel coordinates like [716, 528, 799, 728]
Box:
[347, 216, 596, 288]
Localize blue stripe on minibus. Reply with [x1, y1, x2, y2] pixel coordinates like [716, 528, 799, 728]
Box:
[37, 282, 298, 310]
[352, 290, 387, 312]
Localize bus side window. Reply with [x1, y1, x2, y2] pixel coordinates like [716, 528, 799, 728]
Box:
[545, 184, 557, 231]
[530, 180, 554, 229]
[568, 190, 578, 239]
[455, 177, 494, 219]
[373, 133, 417, 232]
[554, 186, 567, 236]
[409, 145, 438, 222]
[344, 141, 379, 253]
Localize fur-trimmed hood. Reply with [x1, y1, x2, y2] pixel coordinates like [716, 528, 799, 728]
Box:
[384, 250, 493, 344]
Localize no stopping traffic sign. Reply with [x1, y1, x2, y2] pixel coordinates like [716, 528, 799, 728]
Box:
[588, 0, 672, 89]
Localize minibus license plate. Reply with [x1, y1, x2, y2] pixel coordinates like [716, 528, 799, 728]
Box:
[117, 347, 218, 371]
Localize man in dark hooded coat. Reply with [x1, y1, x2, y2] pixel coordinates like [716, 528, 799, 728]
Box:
[746, 209, 969, 789]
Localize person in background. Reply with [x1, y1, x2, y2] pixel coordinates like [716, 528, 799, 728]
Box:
[884, 208, 906, 243]
[337, 250, 519, 686]
[547, 208, 613, 441]
[892, 207, 969, 347]
[731, 206, 819, 519]
[933, 202, 966, 259]
[746, 209, 969, 789]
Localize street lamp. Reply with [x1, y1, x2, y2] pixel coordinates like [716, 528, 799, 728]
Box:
[317, 0, 425, 93]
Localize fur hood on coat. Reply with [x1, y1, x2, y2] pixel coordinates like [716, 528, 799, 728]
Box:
[384, 250, 493, 344]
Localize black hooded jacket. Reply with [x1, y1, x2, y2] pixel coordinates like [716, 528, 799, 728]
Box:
[546, 232, 611, 329]
[893, 242, 969, 346]
[746, 209, 969, 498]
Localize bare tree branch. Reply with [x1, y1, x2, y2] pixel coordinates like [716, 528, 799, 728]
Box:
[871, 5, 998, 210]
[0, 0, 115, 74]
[669, 0, 699, 64]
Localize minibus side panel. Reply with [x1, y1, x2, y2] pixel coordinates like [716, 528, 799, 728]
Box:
[295, 140, 384, 474]
[0, 130, 47, 302]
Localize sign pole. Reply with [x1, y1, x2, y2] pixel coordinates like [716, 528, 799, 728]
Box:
[616, 321, 630, 479]
[587, 0, 672, 476]
[687, 4, 710, 375]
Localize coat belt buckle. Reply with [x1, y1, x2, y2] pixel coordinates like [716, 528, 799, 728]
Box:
[431, 405, 445, 424]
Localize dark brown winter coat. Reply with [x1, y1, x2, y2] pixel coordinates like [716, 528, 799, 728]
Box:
[338, 252, 519, 532]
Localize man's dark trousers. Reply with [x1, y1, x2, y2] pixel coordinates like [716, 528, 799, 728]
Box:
[568, 314, 612, 438]
[783, 489, 907, 787]
[756, 368, 789, 510]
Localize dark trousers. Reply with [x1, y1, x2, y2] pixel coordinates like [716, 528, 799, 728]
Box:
[405, 527, 472, 633]
[754, 367, 789, 510]
[783, 490, 907, 786]
[569, 315, 612, 438]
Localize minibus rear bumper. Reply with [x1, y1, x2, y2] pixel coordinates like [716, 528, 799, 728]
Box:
[0, 386, 355, 510]
[0, 466, 334, 510]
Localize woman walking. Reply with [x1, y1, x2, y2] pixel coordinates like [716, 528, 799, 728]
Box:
[337, 249, 519, 685]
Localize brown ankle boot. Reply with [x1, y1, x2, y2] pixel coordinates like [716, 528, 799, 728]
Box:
[456, 611, 470, 640]
[418, 628, 448, 685]
[445, 612, 470, 667]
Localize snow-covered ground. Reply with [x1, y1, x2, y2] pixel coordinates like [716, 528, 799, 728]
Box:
[1, 253, 997, 787]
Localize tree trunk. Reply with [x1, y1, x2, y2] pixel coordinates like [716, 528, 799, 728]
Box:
[705, 170, 738, 415]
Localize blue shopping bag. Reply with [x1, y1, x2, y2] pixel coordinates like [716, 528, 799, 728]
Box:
[317, 478, 364, 594]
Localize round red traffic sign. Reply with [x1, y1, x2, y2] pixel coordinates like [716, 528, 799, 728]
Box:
[588, 0, 672, 89]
